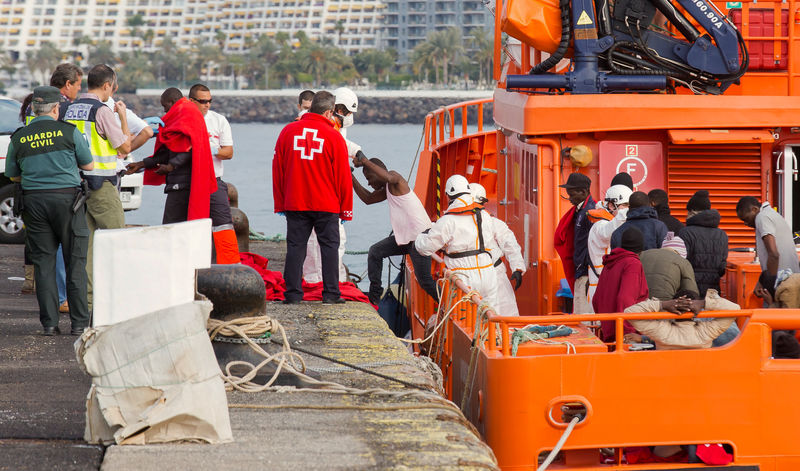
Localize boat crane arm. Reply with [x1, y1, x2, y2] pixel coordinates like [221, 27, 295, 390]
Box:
[505, 0, 748, 94]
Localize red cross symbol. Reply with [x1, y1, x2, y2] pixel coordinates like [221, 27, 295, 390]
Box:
[293, 128, 324, 161]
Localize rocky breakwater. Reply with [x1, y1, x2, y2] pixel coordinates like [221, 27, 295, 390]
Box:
[117, 93, 493, 125]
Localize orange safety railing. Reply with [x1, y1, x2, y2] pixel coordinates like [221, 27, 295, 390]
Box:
[423, 99, 491, 152]
[437, 276, 776, 358]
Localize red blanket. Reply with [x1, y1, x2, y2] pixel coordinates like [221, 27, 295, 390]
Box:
[240, 252, 374, 307]
[144, 97, 217, 221]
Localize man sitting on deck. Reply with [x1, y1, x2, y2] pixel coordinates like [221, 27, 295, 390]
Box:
[623, 290, 738, 350]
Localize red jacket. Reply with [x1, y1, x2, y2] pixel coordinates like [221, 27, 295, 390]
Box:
[272, 113, 353, 220]
[592, 247, 649, 342]
[144, 97, 217, 221]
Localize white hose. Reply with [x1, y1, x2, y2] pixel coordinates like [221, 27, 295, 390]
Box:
[537, 416, 581, 471]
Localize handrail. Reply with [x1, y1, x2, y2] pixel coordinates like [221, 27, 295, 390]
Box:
[422, 98, 493, 152]
[439, 276, 800, 358]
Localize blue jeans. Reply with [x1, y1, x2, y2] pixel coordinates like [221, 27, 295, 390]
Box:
[56, 244, 66, 305]
[711, 320, 740, 347]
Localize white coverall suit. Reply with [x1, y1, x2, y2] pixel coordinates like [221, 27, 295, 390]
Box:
[586, 207, 628, 304]
[482, 210, 525, 316]
[415, 196, 499, 309]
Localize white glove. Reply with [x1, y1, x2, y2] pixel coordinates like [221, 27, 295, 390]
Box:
[210, 142, 220, 156]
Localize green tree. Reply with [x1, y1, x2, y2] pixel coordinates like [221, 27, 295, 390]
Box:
[89, 40, 118, 66]
[143, 29, 155, 49]
[126, 13, 145, 40]
[428, 27, 463, 86]
[26, 41, 63, 85]
[353, 49, 396, 82]
[411, 40, 437, 84]
[245, 35, 279, 88]
[117, 51, 156, 92]
[334, 21, 345, 46]
[470, 28, 493, 85]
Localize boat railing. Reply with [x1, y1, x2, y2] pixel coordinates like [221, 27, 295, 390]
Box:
[433, 271, 800, 358]
[422, 98, 493, 152]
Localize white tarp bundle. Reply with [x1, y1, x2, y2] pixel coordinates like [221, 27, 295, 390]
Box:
[76, 299, 233, 445]
[92, 219, 212, 327]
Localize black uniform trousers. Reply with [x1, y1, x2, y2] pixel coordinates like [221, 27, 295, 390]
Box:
[22, 190, 90, 329]
[210, 178, 233, 228]
[284, 211, 340, 302]
[162, 189, 190, 224]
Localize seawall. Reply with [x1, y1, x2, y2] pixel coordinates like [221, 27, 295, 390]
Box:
[118, 90, 494, 124]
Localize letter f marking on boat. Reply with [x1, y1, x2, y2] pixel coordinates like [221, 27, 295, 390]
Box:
[294, 128, 324, 161]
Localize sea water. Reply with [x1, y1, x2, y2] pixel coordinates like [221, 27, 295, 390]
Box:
[126, 123, 426, 288]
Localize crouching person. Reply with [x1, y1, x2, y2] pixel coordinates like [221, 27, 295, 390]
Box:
[415, 175, 498, 309]
[351, 152, 438, 305]
[623, 290, 739, 349]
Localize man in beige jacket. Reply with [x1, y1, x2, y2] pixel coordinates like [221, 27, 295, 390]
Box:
[623, 290, 739, 350]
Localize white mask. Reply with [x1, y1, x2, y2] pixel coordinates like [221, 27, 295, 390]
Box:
[341, 113, 354, 128]
[298, 109, 308, 118]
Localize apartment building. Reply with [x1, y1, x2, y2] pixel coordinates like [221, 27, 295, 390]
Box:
[381, 0, 492, 63]
[0, 0, 384, 59]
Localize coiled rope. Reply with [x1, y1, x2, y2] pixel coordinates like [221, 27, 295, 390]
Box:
[208, 315, 437, 399]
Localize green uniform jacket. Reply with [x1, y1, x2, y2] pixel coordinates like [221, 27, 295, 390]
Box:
[5, 116, 93, 190]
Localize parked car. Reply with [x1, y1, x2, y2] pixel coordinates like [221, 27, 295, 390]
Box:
[0, 96, 144, 244]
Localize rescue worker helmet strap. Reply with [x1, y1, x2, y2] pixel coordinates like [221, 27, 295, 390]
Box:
[604, 184, 633, 206]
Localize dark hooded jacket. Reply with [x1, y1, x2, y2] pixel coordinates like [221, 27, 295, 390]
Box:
[679, 209, 728, 297]
[610, 206, 668, 251]
[654, 204, 685, 234]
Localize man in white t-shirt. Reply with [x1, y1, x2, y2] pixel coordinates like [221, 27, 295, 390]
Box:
[351, 153, 438, 305]
[189, 83, 240, 264]
[104, 81, 154, 152]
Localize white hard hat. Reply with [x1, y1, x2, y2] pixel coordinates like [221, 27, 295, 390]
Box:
[445, 175, 470, 198]
[470, 183, 488, 204]
[334, 87, 358, 113]
[604, 184, 633, 206]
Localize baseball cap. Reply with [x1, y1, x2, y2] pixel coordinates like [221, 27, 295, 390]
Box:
[559, 173, 591, 190]
[32, 86, 61, 105]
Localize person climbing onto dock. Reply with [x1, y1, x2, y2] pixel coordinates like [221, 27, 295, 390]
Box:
[351, 152, 438, 305]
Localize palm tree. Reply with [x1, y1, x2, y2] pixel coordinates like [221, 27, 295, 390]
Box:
[27, 42, 63, 85]
[470, 28, 493, 86]
[353, 49, 395, 82]
[334, 21, 345, 47]
[301, 43, 327, 86]
[143, 29, 155, 49]
[126, 14, 145, 41]
[412, 40, 437, 84]
[427, 27, 463, 85]
[246, 35, 278, 88]
[89, 40, 118, 66]
[117, 51, 156, 92]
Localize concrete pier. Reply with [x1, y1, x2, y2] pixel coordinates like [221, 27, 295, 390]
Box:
[0, 242, 497, 470]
